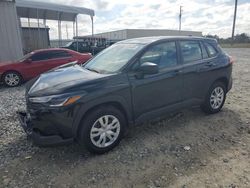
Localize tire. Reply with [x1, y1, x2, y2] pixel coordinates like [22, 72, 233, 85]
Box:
[201, 81, 226, 114]
[78, 105, 126, 154]
[2, 71, 22, 87]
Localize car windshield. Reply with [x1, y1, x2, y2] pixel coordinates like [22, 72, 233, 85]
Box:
[83, 43, 145, 74]
[65, 42, 73, 47]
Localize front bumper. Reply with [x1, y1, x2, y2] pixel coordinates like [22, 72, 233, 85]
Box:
[17, 111, 73, 146]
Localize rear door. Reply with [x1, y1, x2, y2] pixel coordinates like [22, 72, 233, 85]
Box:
[196, 41, 220, 97]
[128, 41, 183, 121]
[179, 40, 218, 103]
[179, 40, 204, 102]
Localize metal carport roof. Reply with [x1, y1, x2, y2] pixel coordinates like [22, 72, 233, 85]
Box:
[16, 0, 95, 21]
[15, 0, 95, 51]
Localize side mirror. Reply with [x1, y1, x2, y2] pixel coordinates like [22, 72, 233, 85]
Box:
[138, 62, 159, 75]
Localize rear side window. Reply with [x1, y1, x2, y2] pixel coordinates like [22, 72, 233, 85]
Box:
[49, 51, 71, 59]
[180, 41, 202, 63]
[204, 42, 218, 57]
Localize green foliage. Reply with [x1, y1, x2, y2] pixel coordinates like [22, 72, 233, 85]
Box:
[203, 33, 250, 44]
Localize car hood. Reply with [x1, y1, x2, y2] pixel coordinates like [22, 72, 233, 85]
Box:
[28, 64, 109, 97]
[0, 60, 17, 67]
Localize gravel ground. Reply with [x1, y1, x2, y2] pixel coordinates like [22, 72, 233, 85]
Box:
[0, 48, 250, 188]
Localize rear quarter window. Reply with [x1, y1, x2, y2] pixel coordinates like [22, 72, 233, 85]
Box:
[204, 42, 218, 57]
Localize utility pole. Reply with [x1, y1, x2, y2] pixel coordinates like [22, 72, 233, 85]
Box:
[231, 0, 238, 41]
[179, 6, 182, 31]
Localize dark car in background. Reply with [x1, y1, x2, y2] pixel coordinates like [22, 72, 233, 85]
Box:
[63, 41, 106, 55]
[0, 48, 92, 87]
[62, 37, 116, 55]
[18, 36, 233, 154]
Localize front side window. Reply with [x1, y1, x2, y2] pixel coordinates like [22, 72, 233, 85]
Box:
[180, 41, 202, 63]
[31, 52, 50, 61]
[205, 42, 218, 57]
[83, 43, 145, 74]
[139, 42, 177, 69]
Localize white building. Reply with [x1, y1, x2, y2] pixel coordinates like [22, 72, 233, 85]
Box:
[89, 29, 202, 41]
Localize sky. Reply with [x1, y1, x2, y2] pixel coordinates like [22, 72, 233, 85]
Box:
[24, 0, 250, 39]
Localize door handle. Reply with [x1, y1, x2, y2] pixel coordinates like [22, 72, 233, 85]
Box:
[205, 62, 215, 67]
[174, 69, 182, 74]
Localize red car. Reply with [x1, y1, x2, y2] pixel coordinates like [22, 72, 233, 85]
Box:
[0, 48, 92, 87]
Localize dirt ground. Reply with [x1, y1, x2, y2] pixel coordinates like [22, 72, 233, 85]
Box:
[0, 48, 249, 188]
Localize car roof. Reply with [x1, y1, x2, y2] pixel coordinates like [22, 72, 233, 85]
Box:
[118, 36, 217, 45]
[32, 48, 75, 53]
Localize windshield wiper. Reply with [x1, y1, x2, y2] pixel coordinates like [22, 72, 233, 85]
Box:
[85, 67, 100, 73]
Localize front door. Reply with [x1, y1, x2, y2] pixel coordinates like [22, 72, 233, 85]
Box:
[128, 41, 183, 121]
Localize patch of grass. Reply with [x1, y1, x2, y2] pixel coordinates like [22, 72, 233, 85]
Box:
[220, 43, 250, 48]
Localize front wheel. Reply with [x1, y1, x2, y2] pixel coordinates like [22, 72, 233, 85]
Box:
[78, 106, 126, 154]
[3, 71, 22, 87]
[201, 81, 226, 114]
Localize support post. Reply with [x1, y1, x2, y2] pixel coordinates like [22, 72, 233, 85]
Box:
[43, 10, 47, 48]
[91, 16, 94, 54]
[28, 11, 31, 52]
[73, 21, 75, 39]
[75, 15, 78, 52]
[91, 16, 94, 38]
[58, 12, 62, 47]
[37, 8, 40, 49]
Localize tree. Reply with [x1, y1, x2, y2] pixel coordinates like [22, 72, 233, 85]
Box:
[203, 33, 250, 43]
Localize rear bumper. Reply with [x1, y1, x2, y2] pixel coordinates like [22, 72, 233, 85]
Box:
[17, 111, 73, 146]
[228, 76, 233, 92]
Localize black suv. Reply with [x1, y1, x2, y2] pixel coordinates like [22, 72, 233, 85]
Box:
[19, 36, 233, 154]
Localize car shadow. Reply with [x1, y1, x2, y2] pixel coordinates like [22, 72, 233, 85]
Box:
[0, 107, 248, 187]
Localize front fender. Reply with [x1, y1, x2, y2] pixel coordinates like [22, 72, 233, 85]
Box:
[71, 95, 133, 137]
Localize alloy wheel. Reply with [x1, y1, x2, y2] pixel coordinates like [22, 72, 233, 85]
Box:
[4, 73, 20, 87]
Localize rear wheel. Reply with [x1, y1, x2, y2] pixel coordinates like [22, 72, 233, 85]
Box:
[201, 81, 226, 114]
[3, 71, 22, 87]
[78, 105, 126, 154]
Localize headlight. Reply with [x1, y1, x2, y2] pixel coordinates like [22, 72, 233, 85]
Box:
[29, 96, 52, 103]
[29, 94, 82, 107]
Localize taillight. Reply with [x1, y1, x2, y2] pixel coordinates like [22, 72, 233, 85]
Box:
[229, 56, 235, 64]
